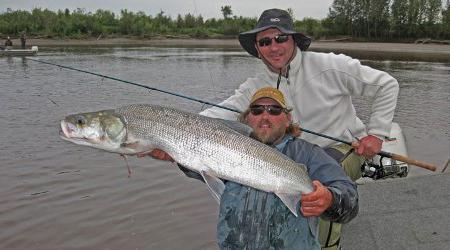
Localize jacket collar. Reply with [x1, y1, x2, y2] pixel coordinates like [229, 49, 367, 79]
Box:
[274, 134, 295, 152]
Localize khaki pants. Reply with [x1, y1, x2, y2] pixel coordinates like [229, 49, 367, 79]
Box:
[319, 144, 365, 250]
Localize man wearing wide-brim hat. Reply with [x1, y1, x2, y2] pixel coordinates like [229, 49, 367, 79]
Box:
[200, 8, 399, 249]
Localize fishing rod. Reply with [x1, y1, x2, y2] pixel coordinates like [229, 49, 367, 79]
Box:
[28, 58, 437, 172]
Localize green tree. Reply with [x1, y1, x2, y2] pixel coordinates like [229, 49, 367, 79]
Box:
[368, 0, 390, 39]
[441, 0, 450, 38]
[391, 0, 409, 37]
[221, 5, 232, 19]
[424, 0, 442, 24]
[287, 8, 294, 21]
[295, 18, 324, 39]
[328, 0, 358, 36]
[406, 0, 423, 36]
[422, 0, 443, 37]
[119, 9, 135, 34]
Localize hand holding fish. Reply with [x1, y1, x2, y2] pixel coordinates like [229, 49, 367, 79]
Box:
[300, 180, 333, 217]
[351, 134, 382, 158]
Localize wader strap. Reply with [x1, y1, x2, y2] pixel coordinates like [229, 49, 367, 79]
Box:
[324, 222, 340, 248]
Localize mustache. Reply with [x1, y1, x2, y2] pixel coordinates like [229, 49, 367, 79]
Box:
[257, 119, 272, 128]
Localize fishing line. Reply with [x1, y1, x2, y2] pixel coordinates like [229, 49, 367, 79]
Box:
[47, 96, 59, 106]
[27, 58, 238, 113]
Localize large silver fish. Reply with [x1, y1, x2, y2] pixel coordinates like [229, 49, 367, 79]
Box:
[60, 104, 314, 217]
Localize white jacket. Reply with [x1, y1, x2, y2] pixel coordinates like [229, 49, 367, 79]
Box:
[200, 49, 399, 147]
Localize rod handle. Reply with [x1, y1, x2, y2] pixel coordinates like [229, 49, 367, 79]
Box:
[379, 151, 437, 171]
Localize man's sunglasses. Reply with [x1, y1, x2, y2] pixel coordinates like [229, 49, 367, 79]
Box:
[257, 34, 290, 47]
[249, 105, 286, 116]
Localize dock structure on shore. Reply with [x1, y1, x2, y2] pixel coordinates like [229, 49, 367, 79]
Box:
[0, 46, 38, 57]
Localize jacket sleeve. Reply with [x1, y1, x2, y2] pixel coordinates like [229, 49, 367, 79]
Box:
[288, 141, 359, 223]
[321, 185, 359, 223]
[199, 78, 257, 120]
[342, 56, 399, 138]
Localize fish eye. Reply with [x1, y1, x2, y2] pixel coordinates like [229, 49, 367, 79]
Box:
[76, 116, 86, 126]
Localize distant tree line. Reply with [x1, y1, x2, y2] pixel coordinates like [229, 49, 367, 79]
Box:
[1, 1, 449, 41]
[0, 7, 256, 39]
[324, 0, 450, 40]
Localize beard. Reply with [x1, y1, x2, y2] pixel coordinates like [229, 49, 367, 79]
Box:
[252, 120, 286, 145]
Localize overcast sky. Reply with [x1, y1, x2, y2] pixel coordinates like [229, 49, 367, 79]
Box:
[2, 0, 334, 20]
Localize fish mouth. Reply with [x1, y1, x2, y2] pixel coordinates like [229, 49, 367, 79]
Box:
[59, 120, 101, 146]
[59, 120, 83, 142]
[60, 120, 71, 139]
[59, 129, 66, 138]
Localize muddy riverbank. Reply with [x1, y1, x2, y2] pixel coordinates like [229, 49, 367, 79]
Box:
[16, 37, 450, 62]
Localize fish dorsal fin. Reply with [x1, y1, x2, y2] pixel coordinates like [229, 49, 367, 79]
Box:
[200, 170, 225, 204]
[215, 118, 253, 136]
[276, 192, 301, 217]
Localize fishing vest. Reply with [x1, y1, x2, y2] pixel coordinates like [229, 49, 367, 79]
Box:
[216, 135, 320, 250]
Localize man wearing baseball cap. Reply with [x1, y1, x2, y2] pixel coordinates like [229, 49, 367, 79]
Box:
[200, 8, 399, 249]
[176, 87, 358, 249]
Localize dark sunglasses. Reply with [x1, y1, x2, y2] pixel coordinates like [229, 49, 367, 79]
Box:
[249, 105, 286, 116]
[257, 34, 290, 47]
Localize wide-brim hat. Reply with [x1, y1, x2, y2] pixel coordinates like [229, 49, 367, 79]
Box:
[238, 8, 312, 58]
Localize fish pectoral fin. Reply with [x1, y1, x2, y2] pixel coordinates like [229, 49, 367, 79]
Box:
[276, 192, 301, 217]
[200, 170, 225, 204]
[277, 193, 319, 237]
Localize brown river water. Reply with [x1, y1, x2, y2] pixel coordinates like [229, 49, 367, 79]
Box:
[0, 47, 449, 249]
